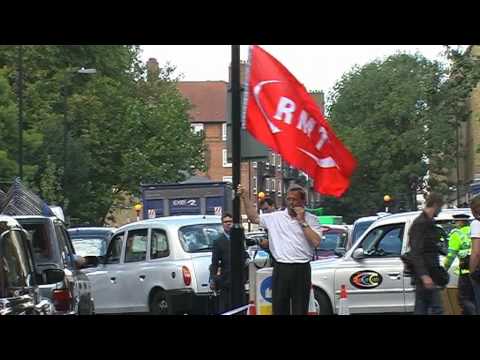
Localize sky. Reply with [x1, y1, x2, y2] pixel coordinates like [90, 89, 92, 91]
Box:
[140, 45, 455, 96]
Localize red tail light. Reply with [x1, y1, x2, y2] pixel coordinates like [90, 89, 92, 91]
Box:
[52, 289, 73, 312]
[182, 266, 192, 286]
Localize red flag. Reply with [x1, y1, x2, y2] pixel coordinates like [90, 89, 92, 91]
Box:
[242, 45, 357, 197]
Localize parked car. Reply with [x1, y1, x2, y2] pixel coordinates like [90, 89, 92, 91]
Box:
[0, 215, 64, 315]
[68, 227, 115, 258]
[13, 215, 94, 315]
[307, 208, 472, 314]
[82, 215, 231, 315]
[313, 225, 350, 259]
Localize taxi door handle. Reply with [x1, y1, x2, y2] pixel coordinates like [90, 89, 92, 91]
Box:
[110, 277, 116, 284]
[388, 272, 401, 279]
[139, 275, 146, 281]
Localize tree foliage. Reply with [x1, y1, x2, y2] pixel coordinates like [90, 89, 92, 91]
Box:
[0, 68, 18, 181]
[0, 46, 205, 225]
[323, 53, 445, 221]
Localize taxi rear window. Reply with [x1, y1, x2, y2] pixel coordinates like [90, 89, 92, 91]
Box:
[179, 224, 223, 253]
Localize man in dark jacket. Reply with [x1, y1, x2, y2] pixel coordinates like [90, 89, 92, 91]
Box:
[409, 193, 446, 315]
[210, 213, 247, 314]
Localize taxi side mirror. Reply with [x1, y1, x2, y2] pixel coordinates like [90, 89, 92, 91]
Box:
[352, 248, 365, 260]
[83, 256, 100, 268]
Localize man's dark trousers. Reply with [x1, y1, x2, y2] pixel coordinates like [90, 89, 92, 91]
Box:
[414, 281, 443, 315]
[272, 261, 311, 315]
[458, 274, 476, 315]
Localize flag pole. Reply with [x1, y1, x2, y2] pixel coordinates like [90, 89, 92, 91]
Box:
[230, 44, 245, 309]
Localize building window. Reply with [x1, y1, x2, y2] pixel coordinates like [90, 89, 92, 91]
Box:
[277, 155, 282, 170]
[223, 176, 232, 183]
[271, 178, 276, 192]
[271, 153, 276, 167]
[252, 161, 257, 169]
[222, 149, 232, 168]
[277, 179, 282, 197]
[191, 123, 204, 135]
[253, 176, 257, 194]
[265, 178, 270, 192]
[222, 123, 227, 141]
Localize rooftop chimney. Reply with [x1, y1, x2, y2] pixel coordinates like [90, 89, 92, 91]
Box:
[146, 57, 160, 82]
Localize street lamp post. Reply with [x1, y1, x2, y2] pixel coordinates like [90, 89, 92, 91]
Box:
[62, 67, 96, 208]
[16, 45, 24, 180]
[230, 45, 245, 310]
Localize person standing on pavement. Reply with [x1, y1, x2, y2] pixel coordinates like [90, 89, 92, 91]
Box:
[210, 213, 247, 314]
[469, 197, 480, 314]
[238, 183, 322, 315]
[409, 193, 447, 315]
[443, 214, 476, 315]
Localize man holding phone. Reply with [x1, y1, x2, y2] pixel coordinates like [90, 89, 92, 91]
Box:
[238, 184, 322, 315]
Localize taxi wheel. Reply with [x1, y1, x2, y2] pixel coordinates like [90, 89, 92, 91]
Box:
[314, 288, 333, 315]
[150, 290, 169, 315]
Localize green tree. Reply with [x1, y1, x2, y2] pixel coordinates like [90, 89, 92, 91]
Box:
[323, 53, 446, 221]
[0, 46, 206, 224]
[0, 69, 18, 181]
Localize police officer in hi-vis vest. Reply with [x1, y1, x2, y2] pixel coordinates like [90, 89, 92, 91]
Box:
[443, 213, 476, 315]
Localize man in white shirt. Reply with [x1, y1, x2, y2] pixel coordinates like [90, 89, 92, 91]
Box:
[238, 184, 322, 315]
[469, 196, 480, 314]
